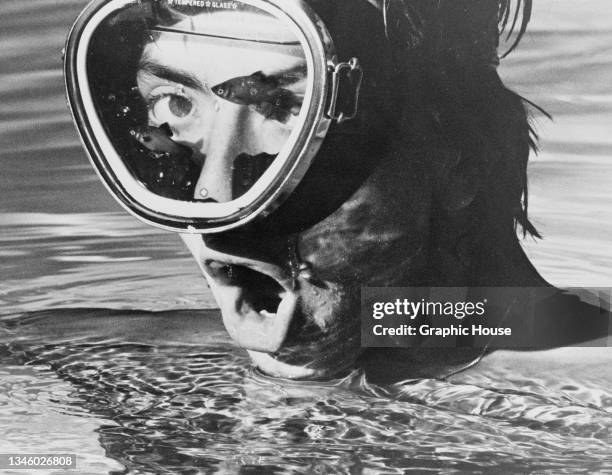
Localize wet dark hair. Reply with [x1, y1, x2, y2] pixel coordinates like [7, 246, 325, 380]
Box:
[316, 0, 539, 239]
[381, 0, 540, 237]
[406, 0, 540, 237]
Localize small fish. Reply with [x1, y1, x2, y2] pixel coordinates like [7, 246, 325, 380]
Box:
[211, 70, 303, 123]
[130, 123, 194, 161]
[128, 123, 199, 200]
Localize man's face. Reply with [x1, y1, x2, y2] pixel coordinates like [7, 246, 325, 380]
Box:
[136, 12, 307, 202]
[137, 11, 431, 379]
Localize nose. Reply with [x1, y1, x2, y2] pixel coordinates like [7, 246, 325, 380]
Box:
[194, 103, 256, 202]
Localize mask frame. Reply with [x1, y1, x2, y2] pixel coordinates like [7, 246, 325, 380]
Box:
[64, 0, 362, 233]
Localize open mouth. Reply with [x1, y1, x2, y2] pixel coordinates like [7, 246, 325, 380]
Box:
[203, 260, 298, 353]
[236, 265, 284, 316]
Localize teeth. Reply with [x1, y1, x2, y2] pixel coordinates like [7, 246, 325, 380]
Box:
[260, 310, 276, 319]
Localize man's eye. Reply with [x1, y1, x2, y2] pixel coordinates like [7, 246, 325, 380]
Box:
[149, 94, 194, 123]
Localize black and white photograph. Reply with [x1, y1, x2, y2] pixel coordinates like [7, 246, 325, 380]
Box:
[1, 0, 611, 473]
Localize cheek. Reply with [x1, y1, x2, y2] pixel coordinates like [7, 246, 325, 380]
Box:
[298, 151, 431, 284]
[297, 279, 356, 330]
[259, 123, 292, 154]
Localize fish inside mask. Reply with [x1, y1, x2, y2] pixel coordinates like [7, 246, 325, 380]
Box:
[128, 123, 201, 200]
[211, 70, 304, 123]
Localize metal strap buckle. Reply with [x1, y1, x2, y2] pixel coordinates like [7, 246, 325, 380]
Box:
[326, 57, 363, 124]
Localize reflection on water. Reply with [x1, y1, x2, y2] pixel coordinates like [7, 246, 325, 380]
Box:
[2, 310, 611, 473]
[1, 0, 612, 473]
[0, 365, 124, 473]
[0, 212, 215, 314]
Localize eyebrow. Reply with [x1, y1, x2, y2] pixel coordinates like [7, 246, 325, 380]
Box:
[138, 60, 205, 91]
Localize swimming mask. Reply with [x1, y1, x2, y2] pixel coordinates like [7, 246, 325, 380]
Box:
[64, 0, 363, 233]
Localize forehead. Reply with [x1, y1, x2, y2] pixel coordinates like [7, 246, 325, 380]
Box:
[141, 11, 307, 83]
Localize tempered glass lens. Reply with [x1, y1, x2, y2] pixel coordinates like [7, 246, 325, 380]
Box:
[87, 0, 308, 203]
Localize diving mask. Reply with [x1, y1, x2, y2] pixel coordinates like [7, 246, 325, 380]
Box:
[64, 0, 363, 233]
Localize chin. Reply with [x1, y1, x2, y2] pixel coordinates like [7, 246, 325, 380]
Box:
[247, 350, 356, 380]
[251, 314, 362, 380]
